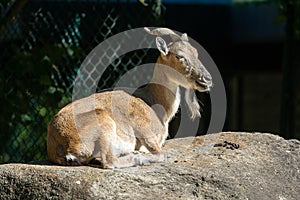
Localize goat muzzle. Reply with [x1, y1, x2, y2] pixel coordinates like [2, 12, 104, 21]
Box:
[195, 73, 213, 92]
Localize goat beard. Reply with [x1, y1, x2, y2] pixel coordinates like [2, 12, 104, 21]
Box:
[184, 88, 201, 120]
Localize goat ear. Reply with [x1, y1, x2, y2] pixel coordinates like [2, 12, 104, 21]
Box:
[156, 37, 169, 56]
[181, 33, 189, 42]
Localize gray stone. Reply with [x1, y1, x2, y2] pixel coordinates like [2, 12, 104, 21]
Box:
[0, 132, 299, 199]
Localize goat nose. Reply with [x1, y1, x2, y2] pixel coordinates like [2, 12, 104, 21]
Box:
[203, 74, 212, 83]
[200, 74, 211, 83]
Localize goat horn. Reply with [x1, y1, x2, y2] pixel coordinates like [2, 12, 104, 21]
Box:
[144, 27, 181, 41]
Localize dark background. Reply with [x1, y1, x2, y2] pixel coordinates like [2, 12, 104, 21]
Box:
[166, 3, 284, 134]
[164, 1, 299, 139]
[0, 0, 299, 163]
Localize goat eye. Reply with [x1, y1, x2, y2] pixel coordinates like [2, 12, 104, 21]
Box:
[176, 55, 185, 61]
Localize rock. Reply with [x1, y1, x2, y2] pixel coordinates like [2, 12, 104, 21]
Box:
[0, 132, 299, 200]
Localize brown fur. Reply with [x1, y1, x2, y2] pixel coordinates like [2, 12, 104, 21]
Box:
[47, 27, 212, 169]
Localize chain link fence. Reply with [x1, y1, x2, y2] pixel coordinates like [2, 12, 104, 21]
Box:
[0, 0, 164, 163]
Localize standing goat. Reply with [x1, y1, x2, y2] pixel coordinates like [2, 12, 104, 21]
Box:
[47, 27, 213, 169]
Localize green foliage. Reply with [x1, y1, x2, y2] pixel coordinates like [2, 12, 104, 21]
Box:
[0, 43, 83, 163]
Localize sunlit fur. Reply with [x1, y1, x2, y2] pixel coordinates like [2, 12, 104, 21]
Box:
[47, 27, 212, 169]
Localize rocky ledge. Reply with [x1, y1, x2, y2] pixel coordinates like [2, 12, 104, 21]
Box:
[0, 132, 299, 199]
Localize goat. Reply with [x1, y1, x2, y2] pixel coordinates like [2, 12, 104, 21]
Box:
[47, 27, 213, 169]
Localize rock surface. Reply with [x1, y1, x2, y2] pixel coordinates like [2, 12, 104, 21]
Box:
[0, 132, 299, 200]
